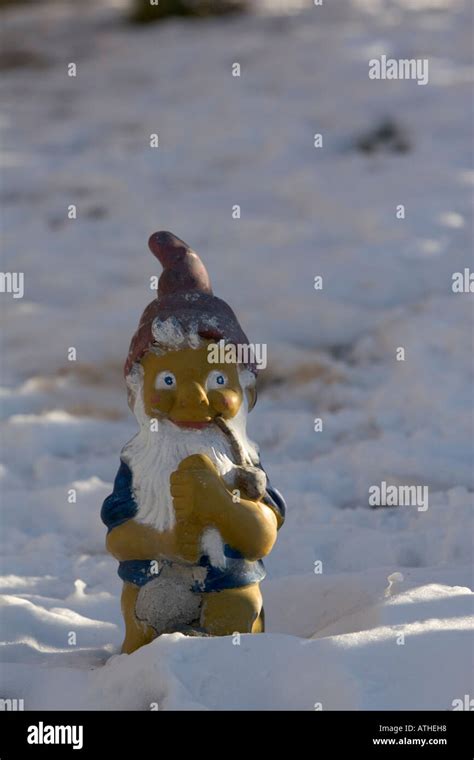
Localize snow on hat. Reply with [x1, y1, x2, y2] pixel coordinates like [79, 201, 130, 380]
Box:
[124, 231, 256, 377]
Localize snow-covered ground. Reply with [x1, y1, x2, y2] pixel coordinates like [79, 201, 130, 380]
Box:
[0, 0, 473, 710]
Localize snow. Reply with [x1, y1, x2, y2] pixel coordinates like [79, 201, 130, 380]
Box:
[0, 0, 473, 710]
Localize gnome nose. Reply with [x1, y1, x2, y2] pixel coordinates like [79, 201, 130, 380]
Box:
[176, 380, 209, 409]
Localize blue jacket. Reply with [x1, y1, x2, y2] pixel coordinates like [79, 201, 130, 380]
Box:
[101, 460, 286, 593]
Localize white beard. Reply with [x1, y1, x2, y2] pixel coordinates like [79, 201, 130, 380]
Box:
[121, 380, 259, 566]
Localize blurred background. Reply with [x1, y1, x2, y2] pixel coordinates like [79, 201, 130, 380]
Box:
[0, 0, 473, 710]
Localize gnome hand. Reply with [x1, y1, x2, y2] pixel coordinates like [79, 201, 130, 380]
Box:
[170, 454, 227, 525]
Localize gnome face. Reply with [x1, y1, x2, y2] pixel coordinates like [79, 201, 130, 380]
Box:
[140, 340, 244, 428]
[125, 231, 258, 416]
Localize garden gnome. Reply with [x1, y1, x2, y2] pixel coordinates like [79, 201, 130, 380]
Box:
[101, 231, 286, 654]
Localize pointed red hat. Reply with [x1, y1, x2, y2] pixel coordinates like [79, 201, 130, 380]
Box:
[124, 231, 255, 376]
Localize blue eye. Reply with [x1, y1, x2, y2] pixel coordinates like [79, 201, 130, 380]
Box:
[155, 371, 176, 390]
[206, 371, 228, 390]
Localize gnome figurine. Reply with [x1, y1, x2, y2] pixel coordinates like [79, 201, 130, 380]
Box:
[102, 232, 286, 654]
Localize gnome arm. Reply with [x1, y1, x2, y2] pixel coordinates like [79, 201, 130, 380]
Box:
[105, 519, 177, 562]
[171, 455, 279, 562]
[212, 496, 279, 562]
[102, 460, 177, 561]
